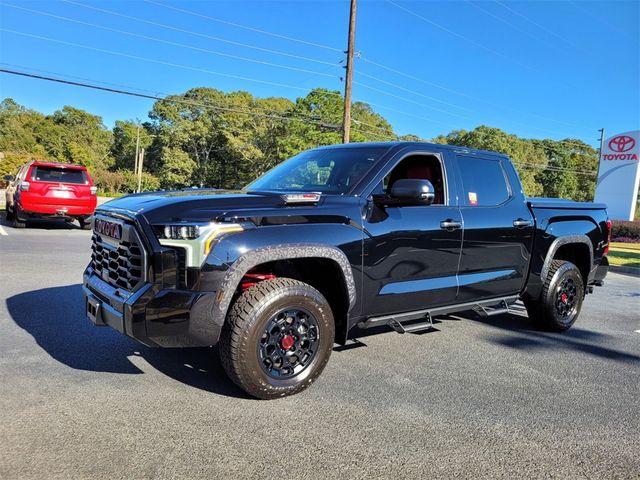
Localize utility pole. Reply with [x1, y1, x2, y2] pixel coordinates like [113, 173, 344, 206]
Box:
[137, 148, 145, 193]
[595, 127, 605, 187]
[134, 123, 141, 191]
[342, 0, 357, 144]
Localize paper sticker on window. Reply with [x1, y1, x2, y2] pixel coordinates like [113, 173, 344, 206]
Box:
[468, 192, 478, 206]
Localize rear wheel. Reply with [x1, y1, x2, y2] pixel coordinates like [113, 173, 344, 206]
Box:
[12, 206, 26, 229]
[219, 278, 334, 399]
[525, 260, 584, 331]
[79, 217, 92, 230]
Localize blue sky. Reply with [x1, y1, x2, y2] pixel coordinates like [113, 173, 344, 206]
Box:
[1, 0, 638, 147]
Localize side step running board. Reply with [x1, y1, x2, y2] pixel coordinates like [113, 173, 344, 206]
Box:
[358, 295, 519, 334]
[473, 299, 512, 318]
[388, 313, 434, 334]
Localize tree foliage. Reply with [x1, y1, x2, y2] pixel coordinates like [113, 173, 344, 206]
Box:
[0, 92, 598, 200]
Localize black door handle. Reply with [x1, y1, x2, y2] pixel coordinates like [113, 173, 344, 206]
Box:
[440, 219, 462, 230]
[513, 218, 533, 228]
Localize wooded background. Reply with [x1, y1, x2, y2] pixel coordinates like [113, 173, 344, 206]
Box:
[0, 87, 599, 200]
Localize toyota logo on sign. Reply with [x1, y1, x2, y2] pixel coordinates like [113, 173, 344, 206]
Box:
[608, 135, 636, 153]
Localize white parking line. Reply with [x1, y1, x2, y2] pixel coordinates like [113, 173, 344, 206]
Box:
[0, 225, 7, 236]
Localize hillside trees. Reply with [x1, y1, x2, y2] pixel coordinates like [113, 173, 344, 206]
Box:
[0, 93, 599, 200]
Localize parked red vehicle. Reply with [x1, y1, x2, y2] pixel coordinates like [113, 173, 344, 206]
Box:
[3, 161, 97, 229]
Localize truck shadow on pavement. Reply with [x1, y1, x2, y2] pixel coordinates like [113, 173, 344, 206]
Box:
[469, 312, 640, 364]
[6, 284, 251, 399]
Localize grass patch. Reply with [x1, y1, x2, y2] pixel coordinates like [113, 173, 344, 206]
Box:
[608, 242, 640, 269]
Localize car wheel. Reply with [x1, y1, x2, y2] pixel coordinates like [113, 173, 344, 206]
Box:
[219, 278, 335, 399]
[525, 260, 584, 332]
[5, 204, 13, 221]
[79, 218, 92, 230]
[12, 206, 26, 228]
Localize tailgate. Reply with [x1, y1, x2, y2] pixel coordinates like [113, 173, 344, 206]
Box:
[28, 166, 93, 210]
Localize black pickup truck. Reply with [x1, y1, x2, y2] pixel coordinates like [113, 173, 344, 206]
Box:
[84, 142, 610, 399]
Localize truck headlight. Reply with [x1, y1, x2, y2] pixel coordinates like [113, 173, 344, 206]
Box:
[154, 223, 244, 267]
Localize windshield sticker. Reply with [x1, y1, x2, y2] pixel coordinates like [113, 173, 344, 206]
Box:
[468, 192, 478, 206]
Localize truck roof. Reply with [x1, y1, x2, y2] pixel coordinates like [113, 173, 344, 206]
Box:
[315, 141, 510, 160]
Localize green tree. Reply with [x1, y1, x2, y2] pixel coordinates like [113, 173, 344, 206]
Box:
[111, 120, 154, 171]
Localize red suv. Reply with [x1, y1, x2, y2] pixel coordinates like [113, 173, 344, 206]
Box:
[3, 161, 97, 229]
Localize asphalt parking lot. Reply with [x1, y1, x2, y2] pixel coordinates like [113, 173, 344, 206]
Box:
[0, 217, 639, 479]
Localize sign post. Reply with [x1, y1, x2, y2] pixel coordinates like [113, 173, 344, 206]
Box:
[594, 130, 640, 221]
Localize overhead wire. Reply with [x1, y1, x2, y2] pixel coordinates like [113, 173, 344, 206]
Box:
[57, 0, 341, 67]
[143, 0, 343, 53]
[0, 68, 342, 128]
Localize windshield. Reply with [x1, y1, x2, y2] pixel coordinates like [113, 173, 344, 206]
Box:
[247, 147, 388, 194]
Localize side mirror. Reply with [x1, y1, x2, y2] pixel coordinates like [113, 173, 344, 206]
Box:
[3, 175, 14, 182]
[385, 178, 436, 206]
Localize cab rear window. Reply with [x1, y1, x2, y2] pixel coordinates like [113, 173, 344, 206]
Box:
[31, 166, 88, 184]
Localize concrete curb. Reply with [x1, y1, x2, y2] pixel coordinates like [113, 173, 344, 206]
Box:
[609, 265, 640, 276]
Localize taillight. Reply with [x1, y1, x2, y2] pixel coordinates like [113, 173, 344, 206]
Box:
[20, 181, 30, 192]
[604, 219, 612, 255]
[90, 185, 97, 195]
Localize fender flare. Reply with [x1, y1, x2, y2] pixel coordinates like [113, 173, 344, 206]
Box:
[211, 243, 357, 326]
[541, 234, 593, 281]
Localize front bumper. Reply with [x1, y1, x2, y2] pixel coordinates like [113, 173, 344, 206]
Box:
[83, 270, 221, 347]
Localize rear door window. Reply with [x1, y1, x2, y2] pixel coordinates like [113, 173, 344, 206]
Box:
[457, 156, 510, 206]
[31, 166, 88, 184]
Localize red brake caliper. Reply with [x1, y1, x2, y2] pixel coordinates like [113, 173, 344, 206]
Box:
[280, 335, 295, 350]
[560, 293, 568, 304]
[241, 273, 276, 292]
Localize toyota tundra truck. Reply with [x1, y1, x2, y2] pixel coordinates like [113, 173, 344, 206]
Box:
[83, 142, 610, 399]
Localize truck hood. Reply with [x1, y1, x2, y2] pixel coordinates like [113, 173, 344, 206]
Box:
[97, 189, 322, 224]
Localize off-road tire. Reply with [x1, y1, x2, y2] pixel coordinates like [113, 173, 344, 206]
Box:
[525, 260, 584, 332]
[219, 278, 335, 399]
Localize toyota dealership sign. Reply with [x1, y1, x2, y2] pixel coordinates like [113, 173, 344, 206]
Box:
[594, 130, 640, 220]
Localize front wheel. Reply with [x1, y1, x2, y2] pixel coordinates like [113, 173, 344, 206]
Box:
[5, 203, 13, 221]
[219, 278, 335, 399]
[525, 260, 584, 332]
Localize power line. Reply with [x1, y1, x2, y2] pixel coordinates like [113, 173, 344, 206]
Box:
[144, 0, 343, 53]
[1, 67, 597, 175]
[358, 70, 470, 112]
[520, 163, 597, 176]
[3, 3, 340, 79]
[0, 63, 349, 125]
[494, 0, 589, 55]
[58, 0, 595, 134]
[0, 68, 342, 129]
[58, 0, 341, 68]
[385, 0, 538, 73]
[358, 56, 595, 132]
[464, 0, 566, 54]
[353, 77, 584, 138]
[0, 28, 415, 130]
[0, 29, 345, 96]
[568, 0, 635, 42]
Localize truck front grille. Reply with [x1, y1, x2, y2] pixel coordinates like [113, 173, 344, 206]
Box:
[90, 221, 147, 291]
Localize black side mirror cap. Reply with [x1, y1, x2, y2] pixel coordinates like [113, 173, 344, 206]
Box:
[374, 178, 436, 207]
[3, 175, 14, 182]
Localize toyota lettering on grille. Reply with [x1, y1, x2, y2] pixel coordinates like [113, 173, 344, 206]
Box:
[94, 218, 122, 240]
